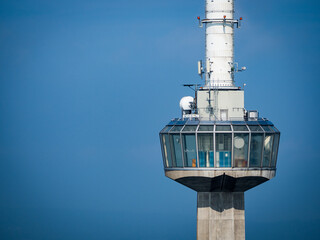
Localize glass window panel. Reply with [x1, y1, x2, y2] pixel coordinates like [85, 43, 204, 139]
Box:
[162, 134, 172, 167]
[170, 126, 183, 132]
[233, 133, 249, 168]
[161, 126, 169, 133]
[262, 134, 274, 167]
[249, 134, 263, 167]
[171, 134, 183, 167]
[183, 134, 197, 167]
[198, 134, 214, 167]
[249, 125, 263, 132]
[198, 125, 214, 131]
[215, 133, 232, 167]
[162, 126, 172, 133]
[270, 126, 279, 133]
[262, 126, 272, 132]
[183, 125, 198, 132]
[233, 125, 248, 131]
[271, 134, 280, 167]
[216, 125, 232, 131]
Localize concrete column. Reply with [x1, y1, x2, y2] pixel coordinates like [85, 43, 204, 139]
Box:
[197, 192, 245, 240]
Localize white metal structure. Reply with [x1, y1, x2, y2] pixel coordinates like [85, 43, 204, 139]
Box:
[203, 0, 238, 89]
[190, 0, 245, 121]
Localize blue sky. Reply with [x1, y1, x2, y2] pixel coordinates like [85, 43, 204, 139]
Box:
[0, 0, 319, 239]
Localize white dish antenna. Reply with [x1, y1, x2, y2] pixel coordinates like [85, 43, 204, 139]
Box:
[180, 96, 194, 111]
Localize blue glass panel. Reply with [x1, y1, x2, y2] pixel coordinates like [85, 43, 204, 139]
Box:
[232, 121, 246, 125]
[199, 152, 206, 167]
[216, 121, 232, 124]
[168, 119, 178, 126]
[171, 135, 183, 167]
[200, 121, 215, 125]
[198, 125, 214, 131]
[262, 126, 273, 132]
[249, 134, 263, 167]
[185, 120, 200, 125]
[162, 134, 172, 167]
[198, 134, 214, 167]
[218, 152, 232, 167]
[198, 151, 214, 167]
[215, 133, 232, 167]
[161, 126, 172, 133]
[233, 125, 249, 131]
[183, 134, 197, 167]
[258, 120, 273, 126]
[176, 120, 187, 126]
[183, 125, 198, 132]
[233, 133, 249, 167]
[262, 134, 273, 167]
[249, 125, 263, 132]
[209, 152, 214, 167]
[246, 121, 259, 125]
[170, 126, 183, 132]
[271, 134, 280, 167]
[270, 126, 280, 133]
[216, 125, 232, 131]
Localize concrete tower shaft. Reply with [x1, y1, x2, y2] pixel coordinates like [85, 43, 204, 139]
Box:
[205, 0, 235, 88]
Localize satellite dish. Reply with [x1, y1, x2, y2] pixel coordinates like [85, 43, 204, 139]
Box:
[180, 96, 194, 111]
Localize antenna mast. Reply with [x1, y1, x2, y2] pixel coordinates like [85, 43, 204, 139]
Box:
[200, 0, 242, 89]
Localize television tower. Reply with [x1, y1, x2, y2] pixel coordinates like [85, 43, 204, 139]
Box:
[159, 1, 280, 239]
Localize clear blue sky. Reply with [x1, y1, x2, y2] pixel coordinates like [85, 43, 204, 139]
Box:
[0, 0, 319, 239]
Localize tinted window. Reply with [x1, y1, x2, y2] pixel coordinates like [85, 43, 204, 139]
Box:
[198, 134, 214, 167]
[249, 134, 263, 167]
[183, 134, 197, 167]
[215, 133, 232, 167]
[234, 133, 249, 167]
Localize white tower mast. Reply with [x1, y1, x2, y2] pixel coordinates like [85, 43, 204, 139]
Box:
[196, 0, 243, 121]
[202, 0, 242, 89]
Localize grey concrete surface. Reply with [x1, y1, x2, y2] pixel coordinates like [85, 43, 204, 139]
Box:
[197, 192, 245, 240]
[165, 169, 276, 192]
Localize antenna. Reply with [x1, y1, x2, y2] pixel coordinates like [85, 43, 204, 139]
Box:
[198, 60, 204, 78]
[206, 59, 211, 74]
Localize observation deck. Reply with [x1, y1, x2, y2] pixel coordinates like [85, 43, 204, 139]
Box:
[159, 118, 280, 192]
